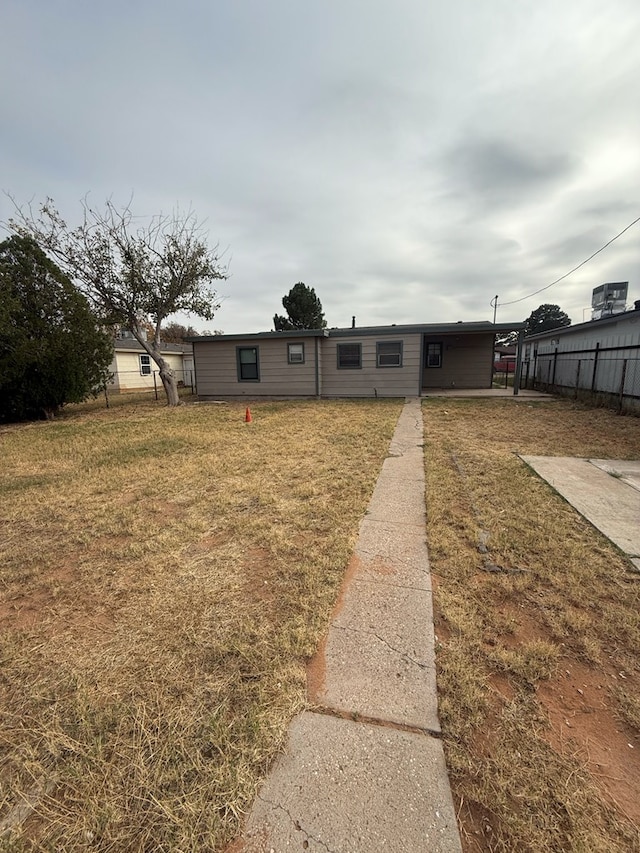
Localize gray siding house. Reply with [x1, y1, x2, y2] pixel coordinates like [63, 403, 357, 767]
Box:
[191, 321, 524, 399]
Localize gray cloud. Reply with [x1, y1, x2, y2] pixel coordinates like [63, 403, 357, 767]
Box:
[1, 0, 640, 334]
[442, 138, 577, 209]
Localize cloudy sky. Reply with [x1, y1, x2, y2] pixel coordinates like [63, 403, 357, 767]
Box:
[2, 0, 639, 333]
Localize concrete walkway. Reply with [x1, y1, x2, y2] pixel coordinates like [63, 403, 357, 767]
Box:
[239, 398, 461, 852]
[520, 456, 640, 572]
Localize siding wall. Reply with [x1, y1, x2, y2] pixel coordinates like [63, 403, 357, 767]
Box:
[524, 316, 640, 358]
[523, 314, 640, 398]
[194, 337, 319, 397]
[422, 333, 494, 389]
[321, 333, 422, 397]
[110, 351, 186, 391]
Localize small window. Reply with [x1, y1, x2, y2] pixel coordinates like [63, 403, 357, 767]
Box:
[237, 346, 260, 381]
[377, 341, 402, 367]
[139, 354, 152, 376]
[425, 342, 442, 368]
[337, 343, 362, 369]
[288, 342, 305, 364]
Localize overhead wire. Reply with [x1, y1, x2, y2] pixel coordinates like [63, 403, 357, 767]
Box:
[498, 214, 640, 307]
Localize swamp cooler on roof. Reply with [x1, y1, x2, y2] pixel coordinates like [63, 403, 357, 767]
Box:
[591, 282, 628, 320]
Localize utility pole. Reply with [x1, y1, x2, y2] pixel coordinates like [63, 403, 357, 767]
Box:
[490, 295, 499, 324]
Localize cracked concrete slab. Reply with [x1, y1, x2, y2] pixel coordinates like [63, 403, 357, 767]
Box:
[379, 452, 425, 481]
[313, 575, 439, 730]
[242, 712, 461, 853]
[520, 455, 640, 559]
[354, 529, 432, 590]
[589, 458, 640, 494]
[365, 478, 427, 525]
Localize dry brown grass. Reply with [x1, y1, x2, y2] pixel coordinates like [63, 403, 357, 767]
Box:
[424, 398, 640, 852]
[0, 397, 402, 851]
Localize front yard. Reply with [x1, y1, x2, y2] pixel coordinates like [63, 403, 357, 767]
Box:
[0, 398, 402, 851]
[2, 395, 639, 852]
[424, 398, 640, 852]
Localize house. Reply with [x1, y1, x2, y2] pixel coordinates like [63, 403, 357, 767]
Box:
[494, 345, 517, 373]
[109, 333, 194, 392]
[190, 320, 525, 399]
[521, 302, 640, 410]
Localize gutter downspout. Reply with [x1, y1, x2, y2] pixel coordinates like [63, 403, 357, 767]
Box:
[513, 329, 524, 396]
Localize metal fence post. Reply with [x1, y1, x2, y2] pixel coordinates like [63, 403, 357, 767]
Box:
[551, 347, 558, 388]
[575, 360, 581, 399]
[618, 359, 628, 413]
[153, 371, 158, 400]
[591, 342, 600, 393]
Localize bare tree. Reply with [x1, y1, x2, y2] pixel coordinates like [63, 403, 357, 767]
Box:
[8, 197, 228, 405]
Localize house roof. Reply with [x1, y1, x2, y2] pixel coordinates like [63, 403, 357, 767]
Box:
[189, 329, 329, 342]
[191, 321, 524, 343]
[114, 338, 193, 353]
[328, 321, 524, 337]
[524, 305, 640, 342]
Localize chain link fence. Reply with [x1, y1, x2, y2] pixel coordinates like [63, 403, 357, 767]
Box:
[521, 345, 640, 414]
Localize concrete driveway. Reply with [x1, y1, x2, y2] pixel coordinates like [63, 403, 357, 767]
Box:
[519, 456, 640, 572]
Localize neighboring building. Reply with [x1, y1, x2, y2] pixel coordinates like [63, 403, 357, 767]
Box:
[109, 335, 194, 392]
[522, 304, 640, 410]
[494, 345, 517, 372]
[191, 321, 525, 399]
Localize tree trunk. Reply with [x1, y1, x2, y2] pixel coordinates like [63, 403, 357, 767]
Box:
[130, 328, 182, 407]
[159, 364, 181, 406]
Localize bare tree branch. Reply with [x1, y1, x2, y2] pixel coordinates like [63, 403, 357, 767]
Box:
[5, 195, 229, 406]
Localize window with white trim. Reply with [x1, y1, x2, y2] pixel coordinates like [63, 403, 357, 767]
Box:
[139, 354, 152, 375]
[287, 342, 305, 364]
[376, 341, 403, 367]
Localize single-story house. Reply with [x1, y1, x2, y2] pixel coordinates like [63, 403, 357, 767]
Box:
[521, 302, 640, 407]
[109, 335, 194, 392]
[190, 320, 525, 399]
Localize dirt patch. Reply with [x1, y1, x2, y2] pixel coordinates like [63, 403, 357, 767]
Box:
[242, 547, 276, 605]
[538, 661, 640, 825]
[0, 563, 77, 631]
[306, 553, 365, 701]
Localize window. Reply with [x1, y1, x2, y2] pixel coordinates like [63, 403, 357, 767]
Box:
[377, 341, 403, 367]
[139, 354, 151, 376]
[287, 342, 305, 364]
[425, 342, 442, 368]
[237, 346, 259, 381]
[337, 343, 362, 369]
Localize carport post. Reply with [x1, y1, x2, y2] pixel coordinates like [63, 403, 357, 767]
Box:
[513, 329, 525, 395]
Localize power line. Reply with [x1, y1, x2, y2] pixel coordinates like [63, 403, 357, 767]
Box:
[499, 214, 640, 307]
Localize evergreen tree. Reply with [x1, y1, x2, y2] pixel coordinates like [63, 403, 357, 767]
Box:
[525, 304, 571, 336]
[0, 235, 113, 421]
[274, 282, 326, 330]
